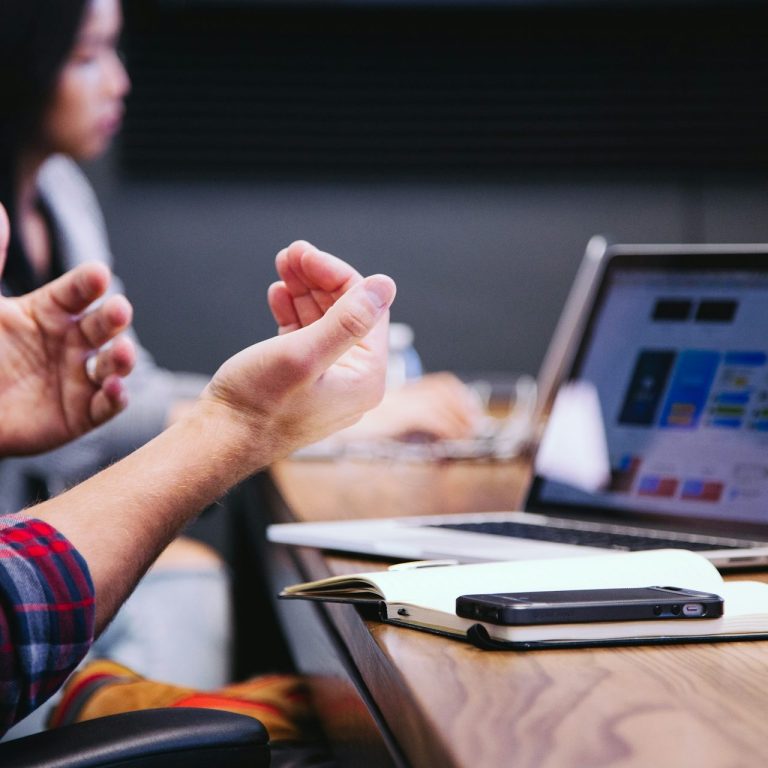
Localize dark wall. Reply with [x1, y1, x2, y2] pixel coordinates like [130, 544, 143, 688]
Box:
[88, 162, 768, 378]
[85, 1, 768, 380]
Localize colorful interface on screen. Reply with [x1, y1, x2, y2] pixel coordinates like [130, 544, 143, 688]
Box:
[538, 266, 768, 525]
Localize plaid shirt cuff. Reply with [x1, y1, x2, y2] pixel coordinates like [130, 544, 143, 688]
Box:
[0, 514, 94, 736]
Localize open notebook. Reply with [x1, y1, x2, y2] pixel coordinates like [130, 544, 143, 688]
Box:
[280, 550, 768, 650]
[269, 237, 768, 569]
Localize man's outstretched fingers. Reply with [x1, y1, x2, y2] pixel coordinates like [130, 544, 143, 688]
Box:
[78, 294, 133, 348]
[275, 242, 313, 296]
[290, 274, 396, 371]
[44, 262, 112, 315]
[275, 242, 364, 328]
[296, 246, 361, 297]
[267, 281, 301, 333]
[89, 376, 129, 425]
[87, 336, 137, 385]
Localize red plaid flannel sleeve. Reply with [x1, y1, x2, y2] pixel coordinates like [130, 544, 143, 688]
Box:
[0, 515, 94, 736]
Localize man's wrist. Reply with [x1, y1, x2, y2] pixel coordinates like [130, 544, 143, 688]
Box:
[175, 397, 271, 488]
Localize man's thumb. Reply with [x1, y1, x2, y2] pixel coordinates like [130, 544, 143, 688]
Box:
[299, 274, 396, 369]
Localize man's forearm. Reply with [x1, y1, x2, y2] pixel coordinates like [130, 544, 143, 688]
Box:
[34, 402, 260, 631]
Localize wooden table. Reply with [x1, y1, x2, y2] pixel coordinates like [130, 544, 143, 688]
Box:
[263, 457, 768, 768]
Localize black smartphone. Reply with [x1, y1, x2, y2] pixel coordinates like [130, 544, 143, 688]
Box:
[455, 586, 724, 625]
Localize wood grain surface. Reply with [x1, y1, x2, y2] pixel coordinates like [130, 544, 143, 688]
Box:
[270, 458, 768, 768]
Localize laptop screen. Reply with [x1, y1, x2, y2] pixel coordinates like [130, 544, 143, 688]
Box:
[530, 250, 768, 531]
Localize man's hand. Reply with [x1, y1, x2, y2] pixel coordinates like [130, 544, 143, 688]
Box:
[201, 241, 396, 462]
[267, 240, 363, 334]
[269, 243, 482, 444]
[0, 206, 136, 455]
[0, 200, 135, 455]
[0, 264, 135, 455]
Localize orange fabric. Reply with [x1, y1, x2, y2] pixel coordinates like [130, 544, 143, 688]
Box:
[50, 660, 315, 742]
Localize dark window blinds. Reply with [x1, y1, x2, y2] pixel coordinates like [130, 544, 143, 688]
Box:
[120, 2, 768, 179]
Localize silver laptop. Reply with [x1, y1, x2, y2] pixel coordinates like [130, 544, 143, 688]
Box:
[268, 238, 768, 569]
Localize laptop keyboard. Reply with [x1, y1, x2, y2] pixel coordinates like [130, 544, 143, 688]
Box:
[430, 520, 752, 552]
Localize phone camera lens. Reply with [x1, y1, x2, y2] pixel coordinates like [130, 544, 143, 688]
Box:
[653, 605, 662, 616]
[671, 604, 681, 615]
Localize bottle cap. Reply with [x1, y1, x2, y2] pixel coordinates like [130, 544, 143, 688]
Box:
[389, 322, 415, 351]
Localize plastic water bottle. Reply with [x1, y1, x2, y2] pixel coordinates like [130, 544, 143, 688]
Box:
[387, 322, 423, 389]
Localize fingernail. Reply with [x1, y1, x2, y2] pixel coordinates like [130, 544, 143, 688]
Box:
[364, 275, 396, 309]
